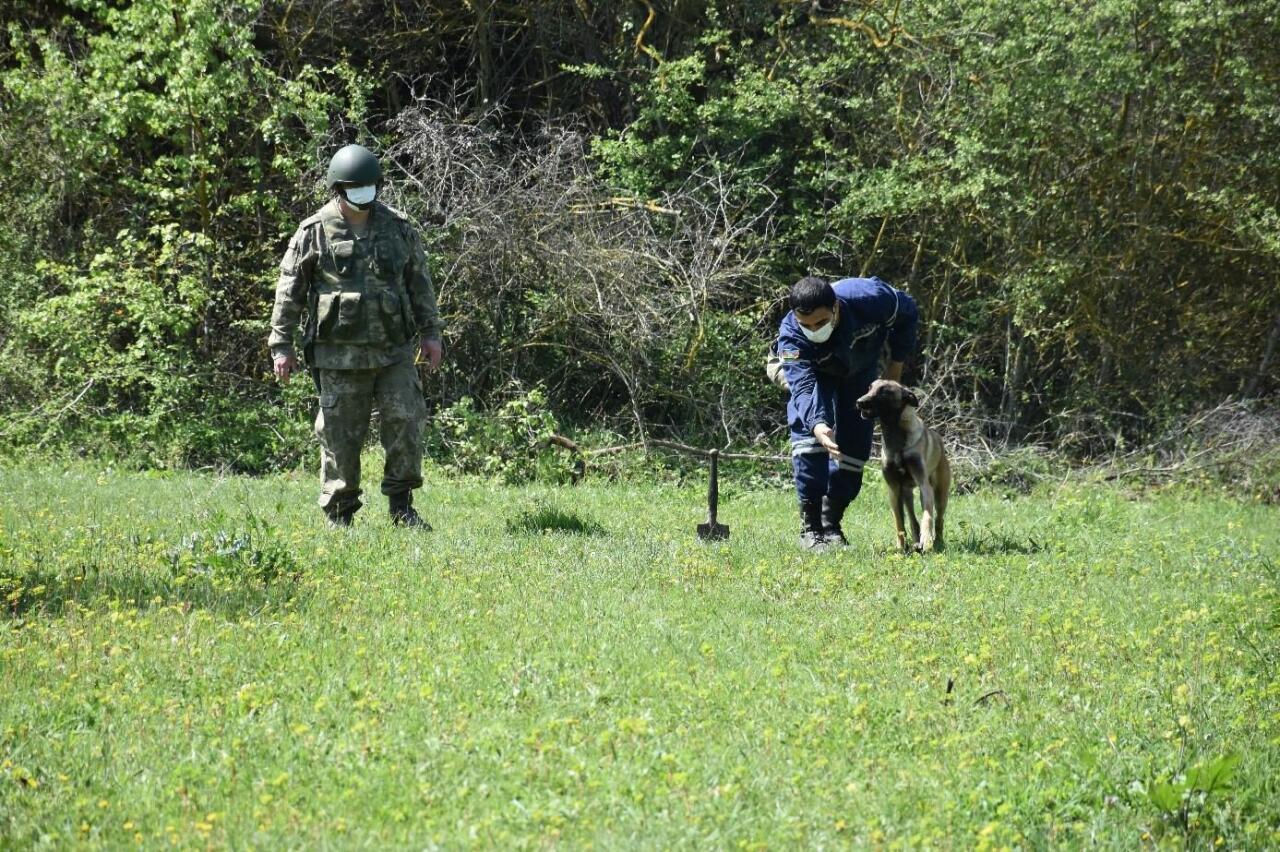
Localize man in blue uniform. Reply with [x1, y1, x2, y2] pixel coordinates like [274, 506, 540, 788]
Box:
[775, 276, 919, 549]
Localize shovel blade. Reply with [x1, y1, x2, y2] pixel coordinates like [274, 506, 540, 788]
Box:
[697, 521, 730, 541]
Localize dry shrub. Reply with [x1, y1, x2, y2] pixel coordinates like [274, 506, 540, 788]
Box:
[1094, 400, 1280, 502]
[381, 98, 774, 440]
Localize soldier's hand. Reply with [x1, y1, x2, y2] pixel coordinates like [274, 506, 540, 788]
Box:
[419, 337, 443, 372]
[273, 354, 298, 384]
[813, 423, 840, 457]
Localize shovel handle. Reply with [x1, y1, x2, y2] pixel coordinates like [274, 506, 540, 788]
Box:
[707, 449, 719, 522]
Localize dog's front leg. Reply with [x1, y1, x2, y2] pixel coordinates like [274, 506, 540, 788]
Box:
[907, 458, 936, 553]
[887, 478, 908, 553]
[904, 490, 920, 550]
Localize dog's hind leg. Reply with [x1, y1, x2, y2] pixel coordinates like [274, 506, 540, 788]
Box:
[934, 456, 951, 551]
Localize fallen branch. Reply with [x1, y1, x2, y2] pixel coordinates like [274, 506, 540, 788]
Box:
[568, 196, 679, 216]
[570, 436, 787, 463]
[647, 439, 788, 462]
[547, 433, 586, 484]
[582, 441, 644, 457]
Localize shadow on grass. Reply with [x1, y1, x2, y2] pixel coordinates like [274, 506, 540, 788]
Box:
[2, 525, 309, 619]
[506, 505, 605, 536]
[946, 523, 1044, 555]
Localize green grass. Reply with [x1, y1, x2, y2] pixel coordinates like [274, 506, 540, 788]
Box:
[1, 460, 1278, 849]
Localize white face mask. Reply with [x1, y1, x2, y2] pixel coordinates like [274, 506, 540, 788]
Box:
[800, 321, 834, 343]
[799, 306, 837, 343]
[344, 185, 376, 206]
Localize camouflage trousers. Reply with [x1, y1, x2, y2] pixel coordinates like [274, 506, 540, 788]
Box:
[314, 359, 427, 514]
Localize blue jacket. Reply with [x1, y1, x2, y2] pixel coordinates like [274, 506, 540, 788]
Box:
[777, 277, 919, 435]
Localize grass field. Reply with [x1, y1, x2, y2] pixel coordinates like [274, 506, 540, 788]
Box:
[1, 460, 1278, 848]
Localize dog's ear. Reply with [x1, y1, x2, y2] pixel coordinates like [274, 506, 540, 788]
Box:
[903, 387, 921, 407]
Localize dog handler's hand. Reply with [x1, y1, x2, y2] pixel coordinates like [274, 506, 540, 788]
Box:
[813, 423, 840, 457]
[273, 354, 298, 384]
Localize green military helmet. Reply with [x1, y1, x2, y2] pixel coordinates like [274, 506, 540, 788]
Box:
[325, 144, 382, 189]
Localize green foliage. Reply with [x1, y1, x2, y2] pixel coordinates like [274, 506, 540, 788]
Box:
[1147, 753, 1242, 841]
[428, 387, 569, 484]
[1, 221, 315, 466]
[1, 0, 1277, 470]
[0, 0, 359, 471]
[0, 506, 303, 618]
[591, 0, 1280, 443]
[167, 518, 301, 588]
[19, 226, 210, 383]
[506, 503, 605, 536]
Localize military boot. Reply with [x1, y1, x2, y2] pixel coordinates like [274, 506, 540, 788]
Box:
[389, 493, 431, 530]
[821, 497, 849, 546]
[799, 500, 826, 551]
[325, 506, 355, 529]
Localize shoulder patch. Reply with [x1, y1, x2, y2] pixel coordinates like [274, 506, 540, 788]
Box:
[779, 350, 801, 361]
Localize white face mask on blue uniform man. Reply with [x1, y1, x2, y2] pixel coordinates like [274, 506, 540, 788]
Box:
[798, 303, 839, 343]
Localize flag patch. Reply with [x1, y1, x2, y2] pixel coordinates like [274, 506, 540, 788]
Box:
[779, 350, 801, 360]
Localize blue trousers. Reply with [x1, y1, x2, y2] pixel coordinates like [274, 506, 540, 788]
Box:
[790, 370, 876, 506]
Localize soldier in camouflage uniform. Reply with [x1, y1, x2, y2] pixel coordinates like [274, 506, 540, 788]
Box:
[269, 144, 444, 528]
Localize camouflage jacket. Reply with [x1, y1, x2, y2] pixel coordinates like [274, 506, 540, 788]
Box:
[268, 199, 443, 370]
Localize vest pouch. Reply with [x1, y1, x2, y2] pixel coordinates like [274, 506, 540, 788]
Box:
[335, 291, 365, 341]
[315, 291, 367, 344]
[315, 293, 339, 340]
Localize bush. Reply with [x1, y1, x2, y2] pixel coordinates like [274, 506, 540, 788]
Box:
[427, 386, 570, 484]
[2, 0, 1276, 473]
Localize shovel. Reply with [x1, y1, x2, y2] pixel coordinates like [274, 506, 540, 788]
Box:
[696, 449, 730, 541]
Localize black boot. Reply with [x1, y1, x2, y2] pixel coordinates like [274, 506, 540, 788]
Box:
[799, 500, 826, 550]
[389, 493, 431, 529]
[821, 497, 849, 546]
[324, 505, 355, 529]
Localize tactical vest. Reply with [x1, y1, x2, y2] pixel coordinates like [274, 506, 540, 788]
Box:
[310, 205, 415, 349]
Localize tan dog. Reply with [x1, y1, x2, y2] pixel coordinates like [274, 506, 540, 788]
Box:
[856, 380, 951, 553]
